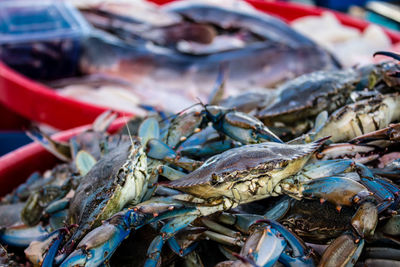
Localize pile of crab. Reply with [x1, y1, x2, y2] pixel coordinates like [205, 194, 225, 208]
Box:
[2, 51, 400, 267]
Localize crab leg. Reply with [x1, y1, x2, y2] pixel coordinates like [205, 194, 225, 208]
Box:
[157, 165, 186, 180]
[319, 234, 364, 267]
[42, 230, 66, 267]
[217, 213, 266, 234]
[297, 159, 355, 180]
[145, 215, 198, 267]
[26, 127, 71, 162]
[203, 231, 243, 247]
[204, 105, 283, 144]
[349, 123, 400, 144]
[374, 51, 400, 61]
[179, 138, 239, 158]
[59, 197, 205, 266]
[263, 220, 312, 261]
[201, 218, 241, 238]
[146, 138, 203, 171]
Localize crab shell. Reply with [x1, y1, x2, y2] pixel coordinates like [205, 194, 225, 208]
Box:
[258, 69, 358, 124]
[68, 141, 148, 241]
[163, 138, 328, 204]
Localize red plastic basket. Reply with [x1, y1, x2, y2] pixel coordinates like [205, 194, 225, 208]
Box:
[1, 0, 400, 195]
[0, 0, 400, 130]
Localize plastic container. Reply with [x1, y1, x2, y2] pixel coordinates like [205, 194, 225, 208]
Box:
[0, 0, 91, 80]
[1, 0, 400, 130]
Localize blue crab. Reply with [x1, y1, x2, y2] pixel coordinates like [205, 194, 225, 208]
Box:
[56, 149, 400, 267]
[257, 61, 400, 138]
[309, 92, 400, 143]
[54, 137, 325, 266]
[10, 102, 280, 265]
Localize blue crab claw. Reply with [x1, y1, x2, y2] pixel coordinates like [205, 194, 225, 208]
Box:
[257, 220, 315, 266]
[299, 159, 354, 180]
[92, 110, 117, 133]
[374, 178, 400, 210]
[179, 139, 239, 158]
[60, 222, 129, 267]
[301, 176, 370, 208]
[319, 234, 364, 267]
[177, 126, 240, 158]
[238, 224, 286, 267]
[60, 199, 198, 267]
[359, 177, 395, 213]
[145, 215, 198, 267]
[351, 202, 378, 239]
[0, 224, 49, 247]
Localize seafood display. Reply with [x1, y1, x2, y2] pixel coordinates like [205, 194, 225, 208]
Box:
[2, 50, 400, 266]
[2, 0, 400, 266]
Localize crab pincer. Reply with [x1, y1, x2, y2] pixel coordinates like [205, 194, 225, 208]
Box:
[229, 220, 315, 267]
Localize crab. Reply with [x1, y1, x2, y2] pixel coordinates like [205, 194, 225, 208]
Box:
[30, 95, 400, 267]
[257, 61, 400, 138]
[54, 137, 394, 265]
[57, 150, 400, 266]
[309, 92, 400, 143]
[54, 136, 326, 266]
[3, 102, 279, 265]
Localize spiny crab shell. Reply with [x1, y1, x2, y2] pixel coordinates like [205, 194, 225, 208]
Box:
[163, 137, 328, 204]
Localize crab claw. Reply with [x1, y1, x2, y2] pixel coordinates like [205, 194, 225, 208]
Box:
[203, 105, 283, 144]
[300, 176, 370, 207]
[61, 199, 197, 267]
[91, 110, 118, 133]
[258, 220, 315, 266]
[60, 219, 131, 267]
[238, 223, 287, 267]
